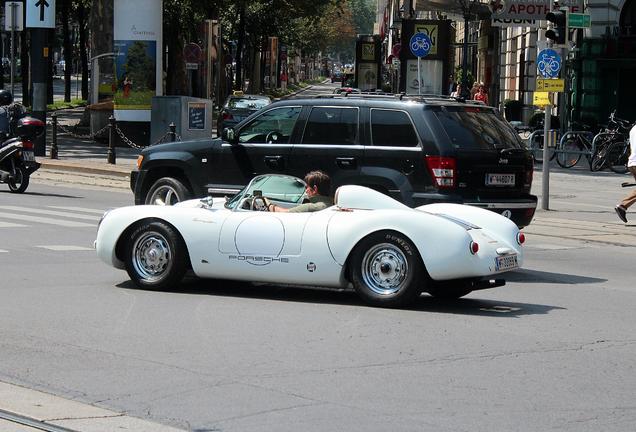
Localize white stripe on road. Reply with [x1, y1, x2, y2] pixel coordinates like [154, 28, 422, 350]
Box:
[0, 250, 7, 253]
[0, 221, 27, 228]
[0, 206, 100, 221]
[0, 212, 94, 227]
[47, 206, 108, 214]
[35, 245, 94, 251]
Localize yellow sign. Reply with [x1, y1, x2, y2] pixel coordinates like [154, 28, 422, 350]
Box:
[414, 24, 438, 55]
[536, 79, 565, 92]
[533, 92, 552, 107]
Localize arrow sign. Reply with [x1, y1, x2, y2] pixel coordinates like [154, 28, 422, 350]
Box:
[26, 0, 56, 28]
[35, 0, 49, 21]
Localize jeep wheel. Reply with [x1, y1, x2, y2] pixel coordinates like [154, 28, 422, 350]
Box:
[350, 231, 423, 307]
[145, 177, 191, 206]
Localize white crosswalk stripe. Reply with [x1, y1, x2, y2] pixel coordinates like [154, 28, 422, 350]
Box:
[36, 245, 94, 251]
[0, 221, 27, 228]
[47, 206, 109, 215]
[0, 206, 100, 221]
[0, 211, 95, 227]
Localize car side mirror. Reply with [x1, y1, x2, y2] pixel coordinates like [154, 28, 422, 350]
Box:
[222, 127, 238, 144]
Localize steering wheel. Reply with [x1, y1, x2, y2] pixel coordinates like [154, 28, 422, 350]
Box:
[251, 196, 269, 211]
[265, 131, 282, 144]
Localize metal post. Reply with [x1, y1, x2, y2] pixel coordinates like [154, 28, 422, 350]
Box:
[169, 122, 176, 142]
[10, 2, 16, 97]
[417, 57, 421, 96]
[51, 113, 58, 159]
[541, 0, 555, 211]
[107, 115, 117, 164]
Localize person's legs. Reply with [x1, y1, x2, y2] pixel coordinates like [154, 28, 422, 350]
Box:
[615, 167, 636, 222]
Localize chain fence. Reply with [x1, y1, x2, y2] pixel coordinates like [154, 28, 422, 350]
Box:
[50, 113, 182, 158]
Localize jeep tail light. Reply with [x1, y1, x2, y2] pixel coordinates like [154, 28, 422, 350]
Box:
[22, 140, 34, 150]
[469, 241, 479, 255]
[222, 112, 233, 120]
[516, 232, 525, 245]
[525, 162, 533, 186]
[425, 156, 456, 188]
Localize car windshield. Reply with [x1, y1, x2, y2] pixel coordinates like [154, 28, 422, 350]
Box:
[432, 106, 524, 150]
[228, 97, 270, 110]
[225, 175, 306, 210]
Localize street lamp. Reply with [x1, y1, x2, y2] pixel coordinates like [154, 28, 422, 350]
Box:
[457, 0, 478, 99]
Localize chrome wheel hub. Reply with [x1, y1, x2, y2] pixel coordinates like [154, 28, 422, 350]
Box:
[132, 232, 172, 281]
[361, 243, 408, 295]
[150, 186, 179, 206]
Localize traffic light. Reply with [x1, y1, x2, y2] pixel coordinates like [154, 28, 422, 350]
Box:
[546, 8, 568, 45]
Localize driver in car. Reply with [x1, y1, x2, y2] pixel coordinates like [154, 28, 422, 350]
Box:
[267, 170, 333, 213]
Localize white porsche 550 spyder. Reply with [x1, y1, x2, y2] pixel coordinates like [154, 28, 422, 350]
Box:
[95, 174, 525, 307]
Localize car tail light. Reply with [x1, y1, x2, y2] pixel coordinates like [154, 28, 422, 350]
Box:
[425, 156, 456, 188]
[516, 232, 525, 245]
[222, 112, 233, 120]
[22, 140, 34, 150]
[525, 162, 533, 186]
[469, 241, 479, 255]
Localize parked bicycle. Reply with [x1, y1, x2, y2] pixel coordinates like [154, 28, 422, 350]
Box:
[589, 111, 633, 172]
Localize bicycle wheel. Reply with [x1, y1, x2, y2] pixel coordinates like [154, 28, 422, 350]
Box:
[556, 138, 583, 168]
[590, 136, 613, 171]
[607, 141, 629, 174]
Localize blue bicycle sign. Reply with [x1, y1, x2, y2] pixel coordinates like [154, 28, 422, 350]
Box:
[409, 32, 432, 58]
[537, 49, 561, 78]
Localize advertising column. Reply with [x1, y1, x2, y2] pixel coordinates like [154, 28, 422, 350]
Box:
[113, 0, 163, 122]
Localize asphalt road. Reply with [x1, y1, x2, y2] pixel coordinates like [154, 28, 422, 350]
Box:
[1, 169, 636, 431]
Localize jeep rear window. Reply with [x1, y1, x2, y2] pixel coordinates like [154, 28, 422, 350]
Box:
[432, 106, 522, 150]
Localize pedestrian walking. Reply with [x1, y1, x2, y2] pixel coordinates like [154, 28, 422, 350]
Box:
[123, 75, 133, 98]
[614, 124, 636, 223]
[450, 84, 462, 98]
[470, 82, 479, 99]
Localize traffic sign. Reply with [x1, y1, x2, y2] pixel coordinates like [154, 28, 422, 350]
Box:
[536, 78, 564, 92]
[537, 49, 561, 78]
[409, 33, 432, 58]
[26, 0, 56, 28]
[568, 13, 591, 28]
[533, 92, 552, 107]
[5, 2, 24, 31]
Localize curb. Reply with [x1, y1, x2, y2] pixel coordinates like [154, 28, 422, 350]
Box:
[39, 160, 134, 178]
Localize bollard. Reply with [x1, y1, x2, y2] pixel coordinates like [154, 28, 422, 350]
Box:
[50, 113, 58, 159]
[107, 115, 117, 164]
[169, 122, 176, 142]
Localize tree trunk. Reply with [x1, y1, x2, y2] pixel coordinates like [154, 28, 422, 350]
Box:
[61, 0, 72, 102]
[77, 3, 89, 100]
[234, 3, 245, 90]
[89, 0, 113, 102]
[166, 35, 187, 95]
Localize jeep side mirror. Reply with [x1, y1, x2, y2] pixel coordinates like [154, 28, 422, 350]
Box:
[222, 127, 238, 144]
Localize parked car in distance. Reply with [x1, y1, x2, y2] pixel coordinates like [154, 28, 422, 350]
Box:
[217, 92, 272, 136]
[131, 93, 537, 228]
[331, 71, 342, 83]
[99, 174, 525, 307]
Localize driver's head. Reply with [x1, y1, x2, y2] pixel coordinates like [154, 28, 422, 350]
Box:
[304, 170, 331, 196]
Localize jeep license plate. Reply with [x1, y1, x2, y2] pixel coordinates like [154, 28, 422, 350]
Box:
[486, 173, 515, 186]
[22, 151, 35, 162]
[495, 254, 518, 271]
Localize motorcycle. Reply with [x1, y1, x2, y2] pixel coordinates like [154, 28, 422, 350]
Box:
[0, 113, 45, 194]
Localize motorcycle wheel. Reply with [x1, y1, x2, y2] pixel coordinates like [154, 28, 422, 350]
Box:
[8, 166, 29, 193]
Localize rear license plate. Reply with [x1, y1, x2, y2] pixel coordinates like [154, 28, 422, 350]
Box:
[22, 151, 35, 162]
[495, 254, 518, 271]
[486, 173, 515, 186]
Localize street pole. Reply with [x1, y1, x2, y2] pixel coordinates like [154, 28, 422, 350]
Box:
[461, 12, 470, 98]
[10, 1, 17, 96]
[30, 28, 48, 157]
[541, 0, 555, 210]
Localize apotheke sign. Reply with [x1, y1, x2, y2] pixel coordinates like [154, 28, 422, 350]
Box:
[491, 0, 583, 26]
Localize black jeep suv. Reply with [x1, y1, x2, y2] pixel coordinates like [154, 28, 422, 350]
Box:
[131, 94, 537, 227]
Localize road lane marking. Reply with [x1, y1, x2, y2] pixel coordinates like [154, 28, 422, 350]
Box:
[0, 212, 94, 227]
[47, 206, 108, 214]
[0, 221, 27, 228]
[35, 245, 94, 251]
[0, 206, 99, 221]
[0, 250, 7, 253]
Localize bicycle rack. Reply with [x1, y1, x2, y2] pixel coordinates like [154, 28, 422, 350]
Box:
[557, 131, 596, 156]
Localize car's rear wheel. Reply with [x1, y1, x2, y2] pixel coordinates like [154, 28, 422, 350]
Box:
[426, 279, 474, 299]
[145, 177, 191, 205]
[124, 221, 188, 290]
[350, 231, 423, 307]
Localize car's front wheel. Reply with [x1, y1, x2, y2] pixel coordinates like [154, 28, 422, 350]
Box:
[124, 221, 188, 290]
[350, 231, 423, 307]
[145, 177, 191, 205]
